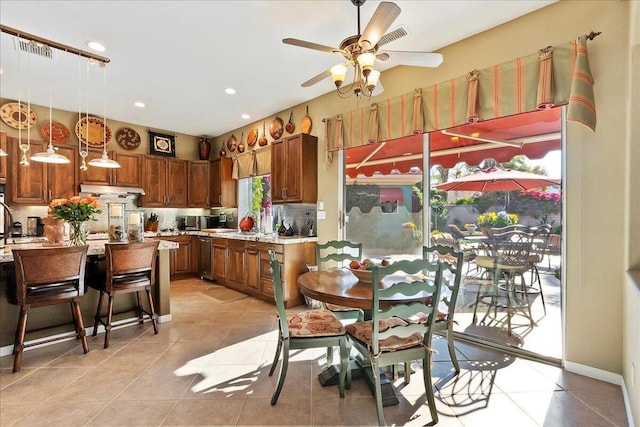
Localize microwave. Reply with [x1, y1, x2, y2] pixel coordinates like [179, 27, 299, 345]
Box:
[179, 216, 218, 231]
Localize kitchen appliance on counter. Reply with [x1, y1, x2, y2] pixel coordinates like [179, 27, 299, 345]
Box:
[11, 221, 22, 237]
[218, 212, 227, 228]
[177, 215, 220, 231]
[27, 217, 40, 236]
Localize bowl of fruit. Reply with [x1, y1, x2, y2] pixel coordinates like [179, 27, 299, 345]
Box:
[348, 259, 390, 284]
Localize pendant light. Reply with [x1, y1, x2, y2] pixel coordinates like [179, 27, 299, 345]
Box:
[17, 42, 30, 166]
[78, 54, 88, 171]
[31, 44, 70, 164]
[88, 60, 119, 168]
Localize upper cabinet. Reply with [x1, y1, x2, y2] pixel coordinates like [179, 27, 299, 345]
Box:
[271, 133, 317, 204]
[140, 155, 188, 208]
[0, 132, 7, 184]
[188, 160, 209, 208]
[210, 157, 236, 208]
[78, 150, 142, 188]
[7, 137, 78, 205]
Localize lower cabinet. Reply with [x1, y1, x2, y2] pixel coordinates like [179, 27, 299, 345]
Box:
[157, 235, 197, 278]
[208, 237, 315, 307]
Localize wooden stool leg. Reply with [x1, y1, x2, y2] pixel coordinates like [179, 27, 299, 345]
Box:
[104, 294, 115, 349]
[146, 287, 158, 334]
[93, 290, 104, 337]
[135, 291, 144, 324]
[71, 298, 89, 354]
[13, 305, 29, 373]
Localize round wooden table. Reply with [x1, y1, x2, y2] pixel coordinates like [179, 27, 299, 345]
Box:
[297, 269, 431, 310]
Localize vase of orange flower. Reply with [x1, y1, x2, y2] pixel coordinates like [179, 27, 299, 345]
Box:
[48, 196, 101, 246]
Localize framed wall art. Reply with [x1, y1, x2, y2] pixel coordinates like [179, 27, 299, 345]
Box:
[149, 131, 176, 157]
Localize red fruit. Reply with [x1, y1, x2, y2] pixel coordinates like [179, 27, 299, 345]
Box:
[349, 260, 361, 270]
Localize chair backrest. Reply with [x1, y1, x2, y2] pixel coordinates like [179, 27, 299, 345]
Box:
[491, 224, 529, 234]
[423, 245, 463, 322]
[430, 234, 460, 252]
[370, 259, 444, 356]
[316, 240, 362, 269]
[447, 224, 465, 239]
[546, 233, 561, 254]
[490, 229, 535, 269]
[529, 224, 552, 258]
[105, 241, 159, 291]
[268, 249, 289, 339]
[12, 245, 89, 306]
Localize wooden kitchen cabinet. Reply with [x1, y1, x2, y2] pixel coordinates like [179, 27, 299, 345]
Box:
[271, 133, 317, 204]
[7, 137, 78, 205]
[160, 235, 196, 278]
[226, 239, 245, 291]
[210, 157, 236, 208]
[212, 237, 227, 283]
[245, 241, 261, 291]
[140, 156, 188, 207]
[79, 150, 141, 187]
[258, 241, 315, 307]
[188, 160, 210, 207]
[0, 132, 7, 184]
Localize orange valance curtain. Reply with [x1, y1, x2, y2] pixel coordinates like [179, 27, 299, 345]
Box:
[325, 35, 596, 154]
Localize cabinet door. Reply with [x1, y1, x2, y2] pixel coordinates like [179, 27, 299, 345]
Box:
[47, 145, 78, 201]
[112, 152, 141, 187]
[212, 243, 227, 281]
[270, 140, 286, 203]
[140, 156, 167, 207]
[226, 242, 245, 290]
[167, 158, 188, 207]
[245, 244, 260, 290]
[283, 135, 303, 202]
[79, 149, 112, 185]
[9, 138, 47, 205]
[0, 132, 7, 184]
[210, 157, 236, 208]
[210, 159, 222, 207]
[188, 161, 210, 207]
[174, 239, 192, 274]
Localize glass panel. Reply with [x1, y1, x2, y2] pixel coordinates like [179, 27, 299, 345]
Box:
[237, 175, 272, 232]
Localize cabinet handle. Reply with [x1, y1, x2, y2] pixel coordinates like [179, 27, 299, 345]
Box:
[281, 188, 285, 199]
[48, 190, 51, 201]
[206, 196, 209, 206]
[219, 195, 222, 205]
[247, 250, 259, 255]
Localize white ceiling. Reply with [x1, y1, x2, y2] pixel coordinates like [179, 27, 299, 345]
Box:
[0, 0, 555, 138]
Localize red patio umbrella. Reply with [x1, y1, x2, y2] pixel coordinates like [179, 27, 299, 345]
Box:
[434, 167, 560, 192]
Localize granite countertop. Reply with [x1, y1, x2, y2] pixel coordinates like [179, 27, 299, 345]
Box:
[143, 230, 318, 244]
[0, 239, 179, 263]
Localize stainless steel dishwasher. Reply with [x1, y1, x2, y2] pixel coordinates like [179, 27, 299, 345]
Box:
[198, 236, 213, 280]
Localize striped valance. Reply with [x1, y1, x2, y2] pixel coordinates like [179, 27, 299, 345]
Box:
[325, 35, 596, 155]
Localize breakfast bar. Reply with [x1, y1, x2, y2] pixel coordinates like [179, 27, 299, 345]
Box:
[0, 238, 178, 352]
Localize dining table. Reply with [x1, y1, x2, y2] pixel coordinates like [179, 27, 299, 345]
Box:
[297, 268, 433, 407]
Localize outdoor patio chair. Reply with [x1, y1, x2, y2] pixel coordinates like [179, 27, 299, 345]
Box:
[430, 233, 477, 274]
[544, 233, 562, 269]
[268, 249, 350, 405]
[447, 224, 466, 239]
[424, 244, 464, 374]
[345, 258, 444, 426]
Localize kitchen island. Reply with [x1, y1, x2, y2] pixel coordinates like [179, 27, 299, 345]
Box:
[0, 238, 178, 353]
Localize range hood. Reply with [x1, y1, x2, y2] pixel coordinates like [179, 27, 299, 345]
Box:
[80, 184, 145, 198]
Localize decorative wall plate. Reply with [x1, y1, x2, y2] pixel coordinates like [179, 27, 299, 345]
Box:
[0, 102, 37, 130]
[75, 116, 112, 147]
[247, 128, 258, 146]
[115, 127, 141, 150]
[226, 134, 237, 152]
[270, 116, 284, 140]
[40, 121, 70, 144]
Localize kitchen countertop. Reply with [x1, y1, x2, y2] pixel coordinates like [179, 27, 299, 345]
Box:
[143, 230, 318, 244]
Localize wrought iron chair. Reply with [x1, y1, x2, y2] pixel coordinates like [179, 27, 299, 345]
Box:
[88, 241, 159, 349]
[345, 258, 444, 426]
[544, 233, 562, 269]
[424, 244, 464, 374]
[267, 249, 350, 405]
[9, 246, 89, 372]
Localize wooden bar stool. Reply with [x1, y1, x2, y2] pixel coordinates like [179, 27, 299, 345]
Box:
[9, 246, 90, 373]
[88, 241, 160, 349]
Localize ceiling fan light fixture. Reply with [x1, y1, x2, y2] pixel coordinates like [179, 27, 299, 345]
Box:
[366, 69, 380, 90]
[357, 52, 376, 76]
[330, 63, 347, 87]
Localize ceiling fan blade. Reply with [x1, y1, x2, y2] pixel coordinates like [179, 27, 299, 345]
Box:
[358, 2, 401, 50]
[381, 50, 444, 68]
[377, 26, 408, 48]
[282, 38, 341, 54]
[301, 69, 332, 87]
[372, 79, 384, 96]
[377, 52, 390, 62]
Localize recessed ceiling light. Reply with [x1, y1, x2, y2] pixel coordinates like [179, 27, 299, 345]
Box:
[241, 114, 250, 119]
[225, 88, 236, 95]
[133, 101, 145, 108]
[86, 41, 106, 52]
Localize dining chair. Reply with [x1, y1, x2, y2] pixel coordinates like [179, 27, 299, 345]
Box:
[9, 245, 89, 372]
[267, 249, 350, 405]
[526, 224, 552, 314]
[345, 258, 444, 426]
[472, 229, 536, 336]
[424, 244, 464, 374]
[87, 241, 159, 349]
[544, 233, 562, 269]
[316, 240, 364, 363]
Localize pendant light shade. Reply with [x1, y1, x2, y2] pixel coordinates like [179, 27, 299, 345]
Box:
[0, 149, 7, 157]
[88, 151, 120, 168]
[30, 146, 70, 164]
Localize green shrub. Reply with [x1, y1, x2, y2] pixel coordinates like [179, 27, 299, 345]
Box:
[477, 212, 519, 227]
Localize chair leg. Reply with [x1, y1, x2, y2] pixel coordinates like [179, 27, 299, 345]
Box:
[104, 294, 115, 349]
[13, 305, 29, 373]
[269, 337, 283, 377]
[145, 286, 158, 334]
[135, 290, 144, 324]
[71, 299, 89, 354]
[345, 339, 352, 390]
[371, 357, 386, 426]
[447, 327, 460, 374]
[404, 362, 411, 384]
[326, 346, 334, 365]
[423, 352, 439, 425]
[92, 290, 104, 337]
[270, 339, 290, 405]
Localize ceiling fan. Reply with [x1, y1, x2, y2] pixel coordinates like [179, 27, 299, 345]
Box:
[283, 0, 443, 98]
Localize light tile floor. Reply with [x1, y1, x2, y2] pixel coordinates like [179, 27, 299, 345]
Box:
[0, 278, 629, 426]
